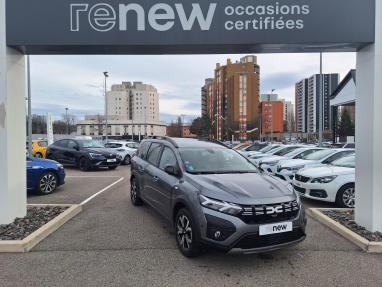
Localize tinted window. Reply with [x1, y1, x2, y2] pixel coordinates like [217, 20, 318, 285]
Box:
[68, 140, 78, 149]
[324, 151, 354, 164]
[138, 141, 151, 159]
[147, 143, 162, 165]
[159, 147, 178, 170]
[105, 143, 122, 148]
[38, 141, 48, 147]
[55, 140, 68, 148]
[274, 146, 300, 156]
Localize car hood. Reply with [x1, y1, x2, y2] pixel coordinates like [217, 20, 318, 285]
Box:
[278, 159, 317, 168]
[259, 155, 283, 163]
[28, 157, 59, 166]
[298, 165, 355, 177]
[186, 173, 295, 205]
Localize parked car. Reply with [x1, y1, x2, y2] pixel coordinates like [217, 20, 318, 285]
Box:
[27, 157, 65, 195]
[237, 142, 268, 156]
[240, 143, 282, 158]
[27, 139, 48, 158]
[232, 142, 252, 151]
[256, 147, 325, 173]
[105, 141, 139, 165]
[293, 154, 355, 207]
[331, 142, 355, 149]
[275, 149, 355, 182]
[130, 137, 306, 257]
[47, 138, 120, 171]
[249, 145, 303, 163]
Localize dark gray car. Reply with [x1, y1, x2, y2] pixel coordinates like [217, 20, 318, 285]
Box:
[130, 137, 306, 257]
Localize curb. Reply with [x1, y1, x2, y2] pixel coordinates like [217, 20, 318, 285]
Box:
[0, 204, 82, 253]
[307, 208, 382, 253]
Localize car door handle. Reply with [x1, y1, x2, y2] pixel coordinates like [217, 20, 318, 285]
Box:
[153, 176, 159, 182]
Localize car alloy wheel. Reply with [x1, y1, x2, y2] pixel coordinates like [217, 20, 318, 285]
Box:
[130, 178, 143, 206]
[176, 214, 193, 250]
[342, 187, 355, 208]
[79, 158, 90, 171]
[124, 155, 131, 165]
[39, 172, 57, 194]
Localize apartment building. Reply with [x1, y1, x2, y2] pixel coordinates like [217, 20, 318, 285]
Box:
[203, 55, 260, 141]
[201, 78, 213, 117]
[259, 101, 284, 136]
[295, 74, 339, 133]
[77, 81, 166, 138]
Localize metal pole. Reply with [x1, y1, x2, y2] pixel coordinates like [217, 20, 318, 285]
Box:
[27, 55, 32, 157]
[65, 107, 69, 134]
[319, 52, 323, 147]
[103, 72, 109, 142]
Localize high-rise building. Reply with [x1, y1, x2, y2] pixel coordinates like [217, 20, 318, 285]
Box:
[204, 55, 260, 141]
[77, 81, 166, 138]
[201, 78, 213, 117]
[295, 74, 339, 133]
[107, 81, 159, 122]
[260, 93, 279, 102]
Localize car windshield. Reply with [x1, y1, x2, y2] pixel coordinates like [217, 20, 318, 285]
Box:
[302, 149, 334, 160]
[284, 148, 308, 158]
[77, 140, 104, 148]
[332, 155, 355, 168]
[179, 148, 258, 174]
[259, 145, 279, 153]
[273, 146, 300, 156]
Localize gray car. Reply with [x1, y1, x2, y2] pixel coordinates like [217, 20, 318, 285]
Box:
[130, 137, 306, 257]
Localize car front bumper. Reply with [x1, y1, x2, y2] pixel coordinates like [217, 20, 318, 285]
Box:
[90, 158, 121, 168]
[292, 180, 337, 203]
[199, 206, 306, 254]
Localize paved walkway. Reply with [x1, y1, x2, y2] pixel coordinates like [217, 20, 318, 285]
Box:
[1, 166, 381, 287]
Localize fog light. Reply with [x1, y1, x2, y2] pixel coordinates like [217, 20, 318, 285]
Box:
[214, 231, 221, 239]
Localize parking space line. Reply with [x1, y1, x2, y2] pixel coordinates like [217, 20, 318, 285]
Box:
[66, 175, 122, 178]
[80, 177, 125, 206]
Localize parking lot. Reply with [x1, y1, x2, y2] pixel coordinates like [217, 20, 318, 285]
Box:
[1, 165, 382, 287]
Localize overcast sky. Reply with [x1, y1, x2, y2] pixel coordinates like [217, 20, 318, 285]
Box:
[30, 52, 356, 123]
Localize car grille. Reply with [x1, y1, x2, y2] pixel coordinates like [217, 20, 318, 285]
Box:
[293, 185, 306, 194]
[234, 228, 305, 250]
[239, 200, 300, 224]
[295, 174, 310, 183]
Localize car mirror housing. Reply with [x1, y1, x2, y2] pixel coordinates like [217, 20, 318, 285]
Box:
[164, 165, 179, 176]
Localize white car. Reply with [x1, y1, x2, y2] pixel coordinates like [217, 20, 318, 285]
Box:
[275, 148, 355, 182]
[239, 144, 281, 158]
[250, 145, 305, 167]
[258, 147, 325, 173]
[292, 155, 355, 207]
[105, 141, 139, 165]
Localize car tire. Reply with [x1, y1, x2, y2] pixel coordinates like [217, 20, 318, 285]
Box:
[35, 152, 43, 158]
[336, 183, 355, 208]
[123, 155, 131, 165]
[108, 166, 118, 170]
[130, 177, 143, 206]
[36, 171, 57, 195]
[79, 157, 91, 171]
[175, 208, 202, 258]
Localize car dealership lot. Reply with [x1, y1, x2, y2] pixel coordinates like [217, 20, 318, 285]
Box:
[1, 166, 382, 287]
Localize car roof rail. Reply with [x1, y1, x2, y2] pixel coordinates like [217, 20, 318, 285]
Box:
[143, 136, 179, 148]
[197, 138, 232, 149]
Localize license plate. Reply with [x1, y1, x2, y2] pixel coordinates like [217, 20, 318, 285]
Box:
[107, 158, 117, 163]
[259, 222, 293, 236]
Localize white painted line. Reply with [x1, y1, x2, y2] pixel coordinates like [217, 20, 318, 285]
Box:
[66, 175, 121, 178]
[80, 177, 125, 206]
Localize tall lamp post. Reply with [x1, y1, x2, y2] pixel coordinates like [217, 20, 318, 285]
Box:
[103, 71, 109, 142]
[65, 107, 69, 134]
[269, 89, 276, 142]
[318, 52, 324, 147]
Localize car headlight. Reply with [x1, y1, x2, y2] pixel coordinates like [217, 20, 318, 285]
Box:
[199, 195, 242, 216]
[56, 163, 64, 169]
[89, 153, 104, 159]
[311, 176, 337, 184]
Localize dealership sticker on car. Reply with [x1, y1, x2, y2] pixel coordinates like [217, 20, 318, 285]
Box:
[107, 159, 117, 163]
[259, 222, 293, 236]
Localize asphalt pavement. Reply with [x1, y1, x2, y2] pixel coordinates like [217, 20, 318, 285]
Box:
[1, 165, 381, 287]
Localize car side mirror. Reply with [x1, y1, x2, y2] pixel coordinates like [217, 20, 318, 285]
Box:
[164, 165, 179, 176]
[73, 145, 79, 150]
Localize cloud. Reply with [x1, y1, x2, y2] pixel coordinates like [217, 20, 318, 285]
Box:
[29, 53, 356, 123]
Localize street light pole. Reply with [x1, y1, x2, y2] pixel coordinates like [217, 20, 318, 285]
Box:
[318, 52, 324, 147]
[270, 89, 275, 143]
[27, 55, 32, 157]
[103, 71, 109, 142]
[65, 107, 69, 134]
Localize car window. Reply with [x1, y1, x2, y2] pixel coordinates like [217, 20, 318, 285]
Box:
[127, 143, 138, 149]
[293, 149, 320, 159]
[55, 140, 69, 148]
[274, 146, 300, 156]
[68, 140, 78, 149]
[159, 147, 178, 170]
[105, 143, 114, 148]
[138, 141, 151, 159]
[38, 141, 48, 147]
[324, 151, 354, 164]
[147, 143, 162, 165]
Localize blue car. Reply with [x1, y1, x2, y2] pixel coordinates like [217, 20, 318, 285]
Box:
[27, 157, 66, 195]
